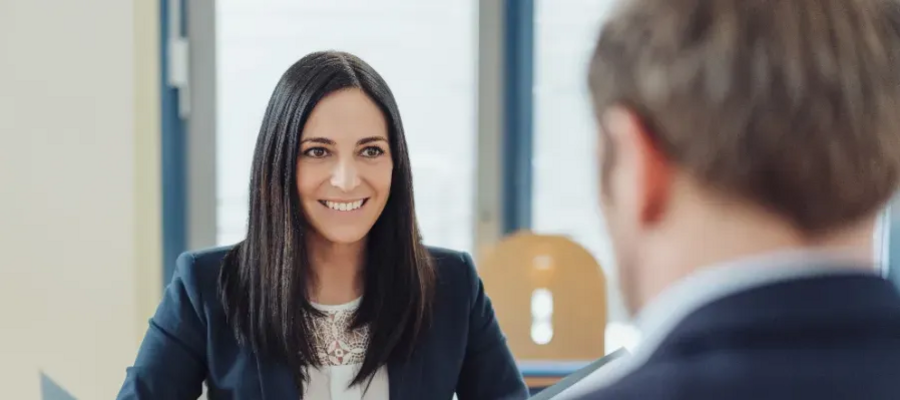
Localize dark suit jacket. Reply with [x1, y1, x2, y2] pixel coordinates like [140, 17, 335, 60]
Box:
[117, 246, 527, 400]
[577, 272, 900, 400]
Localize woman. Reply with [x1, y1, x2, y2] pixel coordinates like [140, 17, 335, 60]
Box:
[117, 51, 527, 400]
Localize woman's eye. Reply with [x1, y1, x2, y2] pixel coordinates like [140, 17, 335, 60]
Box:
[361, 146, 385, 158]
[303, 147, 329, 158]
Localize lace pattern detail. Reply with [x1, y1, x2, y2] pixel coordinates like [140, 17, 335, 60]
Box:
[310, 301, 369, 366]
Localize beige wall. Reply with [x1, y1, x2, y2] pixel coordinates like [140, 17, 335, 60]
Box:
[0, 0, 162, 398]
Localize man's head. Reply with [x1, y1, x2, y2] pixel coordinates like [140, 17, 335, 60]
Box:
[589, 0, 900, 314]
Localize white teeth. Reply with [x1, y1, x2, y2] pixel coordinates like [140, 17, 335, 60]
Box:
[325, 200, 364, 212]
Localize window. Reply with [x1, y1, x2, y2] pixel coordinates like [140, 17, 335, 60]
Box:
[532, 0, 628, 324]
[215, 1, 479, 253]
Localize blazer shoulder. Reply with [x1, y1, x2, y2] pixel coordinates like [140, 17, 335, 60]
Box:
[184, 245, 233, 275]
[428, 244, 475, 275]
[169, 245, 234, 309]
[426, 246, 481, 299]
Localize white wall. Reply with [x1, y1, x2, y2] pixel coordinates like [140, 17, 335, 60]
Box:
[0, 0, 161, 398]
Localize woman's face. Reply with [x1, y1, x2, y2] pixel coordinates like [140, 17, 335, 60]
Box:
[296, 88, 393, 245]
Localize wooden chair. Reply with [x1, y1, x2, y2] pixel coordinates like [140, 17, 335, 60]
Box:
[478, 232, 608, 389]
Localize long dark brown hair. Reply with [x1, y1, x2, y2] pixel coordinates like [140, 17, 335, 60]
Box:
[218, 51, 435, 393]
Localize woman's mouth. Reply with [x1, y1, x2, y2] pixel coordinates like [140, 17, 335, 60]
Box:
[318, 198, 369, 212]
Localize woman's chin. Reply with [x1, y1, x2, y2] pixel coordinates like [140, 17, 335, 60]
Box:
[316, 228, 370, 246]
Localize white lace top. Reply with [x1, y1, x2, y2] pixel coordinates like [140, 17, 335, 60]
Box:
[304, 298, 389, 400]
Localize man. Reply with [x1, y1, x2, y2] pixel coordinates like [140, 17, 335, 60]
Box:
[568, 0, 900, 399]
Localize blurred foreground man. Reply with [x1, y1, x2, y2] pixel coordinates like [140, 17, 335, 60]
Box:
[569, 0, 900, 399]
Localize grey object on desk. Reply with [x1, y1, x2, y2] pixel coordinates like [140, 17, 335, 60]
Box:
[529, 348, 629, 400]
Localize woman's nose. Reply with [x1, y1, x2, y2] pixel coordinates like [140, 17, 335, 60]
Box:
[330, 158, 361, 192]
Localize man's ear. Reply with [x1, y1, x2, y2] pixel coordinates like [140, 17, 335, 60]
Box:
[602, 106, 672, 224]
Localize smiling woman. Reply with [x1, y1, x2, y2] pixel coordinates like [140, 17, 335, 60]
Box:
[117, 51, 528, 400]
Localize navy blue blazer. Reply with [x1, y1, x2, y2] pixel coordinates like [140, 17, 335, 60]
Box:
[117, 246, 528, 400]
[576, 273, 900, 400]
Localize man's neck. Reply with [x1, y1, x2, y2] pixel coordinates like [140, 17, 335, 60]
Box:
[631, 207, 878, 314]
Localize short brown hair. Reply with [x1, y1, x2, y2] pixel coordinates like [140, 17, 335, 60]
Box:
[589, 0, 900, 233]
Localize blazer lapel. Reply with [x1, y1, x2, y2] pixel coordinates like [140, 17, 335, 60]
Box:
[255, 353, 299, 400]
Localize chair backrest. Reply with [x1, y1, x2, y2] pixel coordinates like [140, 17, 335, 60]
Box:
[478, 232, 607, 361]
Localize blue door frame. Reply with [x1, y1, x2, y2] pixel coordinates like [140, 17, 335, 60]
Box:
[502, 0, 534, 234]
[160, 0, 187, 285]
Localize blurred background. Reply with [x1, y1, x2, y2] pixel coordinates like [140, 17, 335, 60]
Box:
[2, 0, 899, 398]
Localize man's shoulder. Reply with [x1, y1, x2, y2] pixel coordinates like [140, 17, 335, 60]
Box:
[572, 338, 900, 400]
